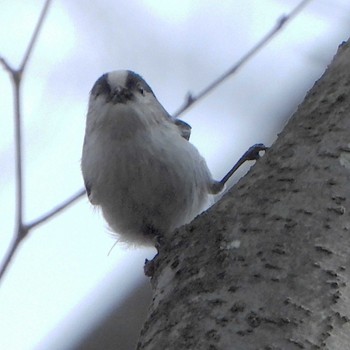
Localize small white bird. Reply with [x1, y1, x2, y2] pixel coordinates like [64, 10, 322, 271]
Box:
[81, 70, 265, 245]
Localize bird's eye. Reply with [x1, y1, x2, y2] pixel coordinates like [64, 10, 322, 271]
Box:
[137, 84, 145, 95]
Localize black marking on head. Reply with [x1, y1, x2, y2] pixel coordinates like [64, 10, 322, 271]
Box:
[90, 72, 132, 104]
[91, 73, 110, 98]
[125, 70, 154, 96]
[90, 71, 154, 104]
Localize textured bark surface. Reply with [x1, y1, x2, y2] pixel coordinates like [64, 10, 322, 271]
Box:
[137, 39, 350, 350]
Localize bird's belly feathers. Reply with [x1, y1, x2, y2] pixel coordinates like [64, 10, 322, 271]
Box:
[82, 127, 212, 245]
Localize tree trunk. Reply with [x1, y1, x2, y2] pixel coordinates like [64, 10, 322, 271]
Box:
[137, 39, 350, 350]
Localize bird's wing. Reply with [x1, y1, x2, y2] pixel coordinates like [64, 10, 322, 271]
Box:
[173, 118, 192, 141]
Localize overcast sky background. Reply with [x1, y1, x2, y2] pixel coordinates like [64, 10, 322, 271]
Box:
[1, 1, 350, 349]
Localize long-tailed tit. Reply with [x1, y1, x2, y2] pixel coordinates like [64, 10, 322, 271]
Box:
[81, 70, 265, 245]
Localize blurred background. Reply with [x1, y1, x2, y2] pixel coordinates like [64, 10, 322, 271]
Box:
[0, 0, 349, 349]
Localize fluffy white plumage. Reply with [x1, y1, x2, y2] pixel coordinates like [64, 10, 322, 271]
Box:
[81, 70, 221, 245]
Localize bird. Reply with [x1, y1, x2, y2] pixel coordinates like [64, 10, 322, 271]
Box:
[81, 70, 265, 246]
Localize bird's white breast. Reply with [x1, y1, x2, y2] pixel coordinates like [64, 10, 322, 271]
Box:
[82, 97, 213, 245]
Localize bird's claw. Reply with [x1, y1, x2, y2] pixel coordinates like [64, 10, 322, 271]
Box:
[242, 143, 268, 161]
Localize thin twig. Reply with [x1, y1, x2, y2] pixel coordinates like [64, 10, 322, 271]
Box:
[13, 80, 23, 232]
[0, 0, 52, 283]
[20, 0, 52, 73]
[26, 189, 86, 230]
[173, 0, 314, 117]
[0, 57, 14, 73]
[0, 189, 85, 281]
[0, 237, 22, 281]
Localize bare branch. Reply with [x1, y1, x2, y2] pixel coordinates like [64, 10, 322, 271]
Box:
[173, 0, 314, 117]
[0, 0, 53, 283]
[13, 0, 52, 237]
[26, 189, 86, 230]
[13, 79, 23, 232]
[0, 222, 29, 281]
[0, 237, 22, 282]
[20, 0, 52, 73]
[0, 189, 85, 283]
[0, 57, 15, 74]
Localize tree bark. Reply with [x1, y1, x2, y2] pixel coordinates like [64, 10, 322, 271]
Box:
[137, 39, 350, 350]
